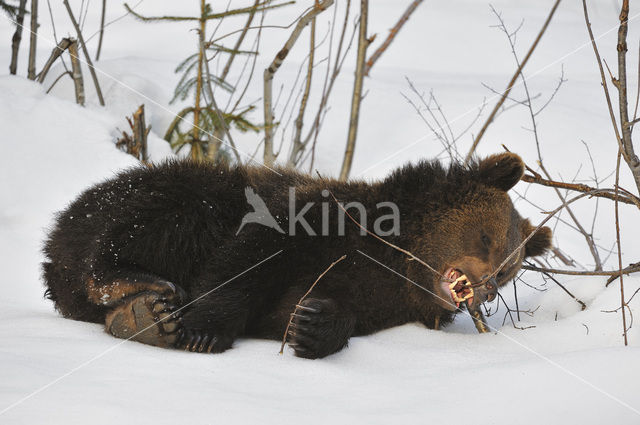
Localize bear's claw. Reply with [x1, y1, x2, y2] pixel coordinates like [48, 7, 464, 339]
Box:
[287, 297, 355, 359]
[295, 304, 320, 314]
[176, 328, 233, 354]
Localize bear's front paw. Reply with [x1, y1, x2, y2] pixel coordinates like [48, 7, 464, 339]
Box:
[287, 298, 355, 359]
[175, 328, 234, 354]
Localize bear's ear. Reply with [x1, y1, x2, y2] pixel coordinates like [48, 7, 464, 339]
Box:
[478, 152, 525, 191]
[521, 219, 552, 257]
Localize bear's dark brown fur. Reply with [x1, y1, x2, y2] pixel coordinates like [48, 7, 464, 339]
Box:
[42, 153, 551, 358]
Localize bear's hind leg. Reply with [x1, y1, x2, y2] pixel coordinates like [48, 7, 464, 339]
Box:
[87, 268, 187, 348]
[105, 291, 183, 348]
[288, 298, 356, 359]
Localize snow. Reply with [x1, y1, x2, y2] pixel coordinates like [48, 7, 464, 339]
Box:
[1, 0, 640, 424]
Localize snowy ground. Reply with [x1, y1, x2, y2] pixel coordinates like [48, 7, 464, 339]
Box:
[1, 0, 640, 423]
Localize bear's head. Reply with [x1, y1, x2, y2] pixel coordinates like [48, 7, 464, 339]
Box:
[416, 152, 552, 312]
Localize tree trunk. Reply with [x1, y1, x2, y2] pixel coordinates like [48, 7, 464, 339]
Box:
[68, 40, 85, 106]
[95, 0, 106, 61]
[27, 0, 38, 80]
[9, 0, 27, 75]
[191, 0, 207, 161]
[339, 0, 368, 181]
[63, 0, 105, 106]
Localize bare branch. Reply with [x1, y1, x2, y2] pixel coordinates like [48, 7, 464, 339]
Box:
[219, 0, 260, 85]
[615, 0, 640, 194]
[521, 173, 640, 207]
[304, 0, 357, 171]
[37, 37, 73, 83]
[364, 0, 424, 76]
[200, 31, 242, 164]
[45, 71, 72, 94]
[263, 0, 334, 166]
[527, 263, 586, 310]
[465, 0, 561, 162]
[582, 0, 640, 194]
[288, 10, 316, 167]
[124, 1, 293, 23]
[522, 263, 640, 278]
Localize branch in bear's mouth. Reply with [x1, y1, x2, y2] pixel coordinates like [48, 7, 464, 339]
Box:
[279, 254, 347, 355]
[465, 299, 490, 333]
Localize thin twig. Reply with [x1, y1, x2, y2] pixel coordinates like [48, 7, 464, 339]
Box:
[614, 148, 629, 344]
[521, 174, 640, 208]
[526, 262, 587, 310]
[45, 71, 72, 94]
[124, 1, 293, 22]
[364, 0, 423, 76]
[200, 31, 242, 164]
[465, 0, 561, 162]
[497, 293, 536, 330]
[263, 0, 334, 166]
[219, 0, 260, 85]
[489, 13, 601, 270]
[582, 0, 640, 194]
[522, 263, 640, 277]
[305, 0, 356, 171]
[288, 6, 316, 167]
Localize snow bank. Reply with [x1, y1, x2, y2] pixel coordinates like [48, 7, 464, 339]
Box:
[1, 0, 639, 423]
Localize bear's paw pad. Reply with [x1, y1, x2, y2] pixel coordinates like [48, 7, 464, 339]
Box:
[105, 291, 183, 348]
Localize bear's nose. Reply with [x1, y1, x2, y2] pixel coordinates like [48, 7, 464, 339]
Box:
[481, 275, 498, 302]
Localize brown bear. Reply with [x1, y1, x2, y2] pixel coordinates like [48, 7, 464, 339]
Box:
[42, 152, 551, 359]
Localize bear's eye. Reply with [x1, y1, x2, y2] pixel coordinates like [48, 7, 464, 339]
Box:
[481, 233, 491, 248]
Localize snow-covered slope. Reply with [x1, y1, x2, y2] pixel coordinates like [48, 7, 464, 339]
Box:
[1, 1, 639, 424]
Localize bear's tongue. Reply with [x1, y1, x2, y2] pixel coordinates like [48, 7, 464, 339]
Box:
[446, 269, 474, 307]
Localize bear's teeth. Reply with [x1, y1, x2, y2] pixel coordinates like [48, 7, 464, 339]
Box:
[462, 288, 474, 300]
[449, 274, 468, 290]
[455, 274, 468, 284]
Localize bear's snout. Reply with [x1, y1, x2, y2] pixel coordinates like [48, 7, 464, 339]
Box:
[475, 275, 498, 304]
